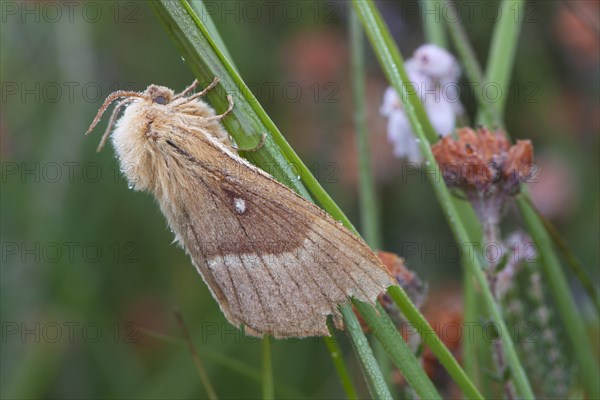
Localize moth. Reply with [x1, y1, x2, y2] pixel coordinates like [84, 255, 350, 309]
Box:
[86, 78, 395, 338]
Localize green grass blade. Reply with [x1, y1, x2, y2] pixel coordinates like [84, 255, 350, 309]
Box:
[353, 301, 442, 400]
[462, 272, 480, 385]
[170, 1, 367, 230]
[174, 309, 219, 400]
[350, 8, 381, 250]
[324, 323, 359, 400]
[340, 305, 393, 400]
[150, 2, 489, 398]
[444, 2, 600, 395]
[187, 0, 237, 71]
[443, 0, 498, 128]
[349, 8, 392, 383]
[482, 0, 524, 123]
[150, 1, 398, 396]
[419, 0, 448, 47]
[425, 4, 484, 385]
[387, 286, 483, 400]
[351, 1, 534, 398]
[518, 198, 600, 398]
[150, 0, 311, 198]
[356, 303, 446, 397]
[351, 0, 438, 144]
[141, 328, 306, 398]
[525, 197, 600, 311]
[445, 0, 524, 127]
[261, 338, 274, 400]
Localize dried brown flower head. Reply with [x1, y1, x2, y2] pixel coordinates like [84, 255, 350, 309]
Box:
[354, 251, 426, 332]
[376, 251, 426, 311]
[432, 127, 533, 223]
[432, 127, 533, 196]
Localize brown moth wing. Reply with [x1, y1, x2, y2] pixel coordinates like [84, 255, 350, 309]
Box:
[152, 123, 395, 338]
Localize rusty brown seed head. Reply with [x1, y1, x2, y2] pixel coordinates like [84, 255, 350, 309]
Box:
[432, 127, 533, 198]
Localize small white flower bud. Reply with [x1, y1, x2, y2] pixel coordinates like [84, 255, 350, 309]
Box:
[381, 44, 463, 163]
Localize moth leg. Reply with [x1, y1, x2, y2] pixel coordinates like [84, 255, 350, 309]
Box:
[173, 79, 200, 100]
[238, 133, 267, 153]
[206, 95, 234, 122]
[195, 76, 220, 98]
[214, 132, 233, 148]
[187, 125, 234, 149]
[176, 77, 220, 103]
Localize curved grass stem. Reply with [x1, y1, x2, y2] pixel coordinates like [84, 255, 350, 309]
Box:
[351, 0, 534, 398]
[443, 2, 600, 396]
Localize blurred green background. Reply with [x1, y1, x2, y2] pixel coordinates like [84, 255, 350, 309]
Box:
[2, 0, 598, 398]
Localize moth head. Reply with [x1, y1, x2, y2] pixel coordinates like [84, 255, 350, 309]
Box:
[85, 85, 155, 152]
[145, 85, 174, 105]
[85, 80, 207, 153]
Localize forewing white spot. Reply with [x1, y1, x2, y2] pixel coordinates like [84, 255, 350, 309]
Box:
[234, 197, 246, 214]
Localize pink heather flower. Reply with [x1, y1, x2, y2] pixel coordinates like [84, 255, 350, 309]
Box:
[380, 44, 463, 163]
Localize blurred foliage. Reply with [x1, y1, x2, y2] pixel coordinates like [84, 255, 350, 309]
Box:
[1, 0, 598, 398]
